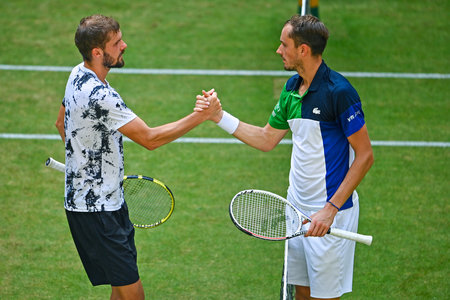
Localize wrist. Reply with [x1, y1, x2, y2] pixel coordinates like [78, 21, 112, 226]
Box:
[327, 201, 340, 212]
[212, 110, 224, 124]
[217, 111, 239, 134]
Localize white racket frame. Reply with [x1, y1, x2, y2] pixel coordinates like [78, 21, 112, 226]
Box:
[231, 189, 373, 246]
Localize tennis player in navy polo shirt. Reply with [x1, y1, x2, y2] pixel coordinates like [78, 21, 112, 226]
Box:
[197, 15, 374, 300]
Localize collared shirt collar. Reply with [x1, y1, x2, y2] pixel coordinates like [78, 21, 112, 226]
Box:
[308, 60, 327, 92]
[290, 60, 327, 99]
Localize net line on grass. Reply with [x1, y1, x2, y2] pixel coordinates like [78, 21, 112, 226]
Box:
[0, 64, 449, 79]
[0, 133, 449, 148]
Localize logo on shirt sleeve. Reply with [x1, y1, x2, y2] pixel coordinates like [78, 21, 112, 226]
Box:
[272, 103, 281, 117]
[347, 110, 361, 123]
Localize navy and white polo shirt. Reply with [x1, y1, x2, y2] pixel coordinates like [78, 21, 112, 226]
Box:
[62, 63, 137, 212]
[269, 61, 365, 210]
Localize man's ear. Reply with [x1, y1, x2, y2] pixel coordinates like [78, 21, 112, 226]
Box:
[299, 43, 310, 57]
[91, 47, 103, 59]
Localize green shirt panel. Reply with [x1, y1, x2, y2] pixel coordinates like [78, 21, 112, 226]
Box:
[268, 83, 306, 130]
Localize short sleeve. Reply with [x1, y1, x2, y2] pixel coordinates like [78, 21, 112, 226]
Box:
[268, 84, 290, 130]
[91, 86, 137, 131]
[334, 84, 365, 137]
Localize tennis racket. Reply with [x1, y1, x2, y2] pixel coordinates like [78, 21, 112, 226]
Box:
[230, 189, 372, 246]
[45, 157, 174, 229]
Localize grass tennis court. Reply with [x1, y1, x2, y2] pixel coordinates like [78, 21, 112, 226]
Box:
[0, 0, 449, 299]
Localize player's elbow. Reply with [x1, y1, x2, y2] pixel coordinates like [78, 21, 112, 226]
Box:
[144, 143, 159, 151]
[131, 138, 159, 151]
[142, 138, 160, 151]
[258, 135, 280, 152]
[258, 124, 285, 152]
[142, 132, 165, 151]
[55, 119, 63, 130]
[238, 137, 276, 152]
[367, 150, 374, 169]
[124, 126, 163, 151]
[363, 148, 374, 172]
[259, 143, 277, 152]
[55, 119, 65, 136]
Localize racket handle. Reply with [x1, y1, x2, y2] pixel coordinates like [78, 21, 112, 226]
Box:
[45, 157, 65, 173]
[329, 228, 373, 246]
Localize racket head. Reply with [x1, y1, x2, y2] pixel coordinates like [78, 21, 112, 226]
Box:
[229, 189, 302, 241]
[123, 175, 174, 229]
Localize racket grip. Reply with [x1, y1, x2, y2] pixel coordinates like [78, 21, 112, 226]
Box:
[45, 157, 65, 173]
[329, 228, 373, 246]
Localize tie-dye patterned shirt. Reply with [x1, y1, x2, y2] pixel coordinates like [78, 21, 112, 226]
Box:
[62, 63, 137, 212]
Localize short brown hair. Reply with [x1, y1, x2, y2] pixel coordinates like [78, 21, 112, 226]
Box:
[285, 15, 329, 56]
[74, 15, 120, 61]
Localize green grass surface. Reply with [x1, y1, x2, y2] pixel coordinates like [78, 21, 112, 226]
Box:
[0, 0, 449, 299]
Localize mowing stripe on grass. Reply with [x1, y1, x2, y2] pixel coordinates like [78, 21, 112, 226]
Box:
[0, 64, 449, 79]
[0, 133, 449, 147]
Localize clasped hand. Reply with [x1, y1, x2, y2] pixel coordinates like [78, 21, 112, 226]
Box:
[194, 88, 223, 123]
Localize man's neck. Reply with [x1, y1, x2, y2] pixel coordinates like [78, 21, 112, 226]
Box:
[83, 61, 110, 84]
[297, 56, 322, 92]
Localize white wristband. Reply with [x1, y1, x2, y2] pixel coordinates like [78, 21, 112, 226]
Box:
[217, 111, 239, 134]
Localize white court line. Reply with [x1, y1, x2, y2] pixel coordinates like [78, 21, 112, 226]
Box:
[0, 64, 449, 79]
[0, 133, 448, 147]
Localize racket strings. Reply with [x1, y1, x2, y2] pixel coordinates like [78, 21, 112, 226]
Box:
[123, 178, 173, 228]
[232, 192, 299, 239]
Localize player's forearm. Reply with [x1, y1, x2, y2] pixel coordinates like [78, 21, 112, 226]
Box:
[142, 112, 206, 150]
[232, 122, 281, 152]
[214, 111, 287, 152]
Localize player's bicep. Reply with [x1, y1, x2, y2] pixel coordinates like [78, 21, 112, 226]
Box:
[347, 124, 374, 169]
[348, 124, 371, 153]
[55, 104, 65, 142]
[119, 117, 153, 149]
[263, 123, 289, 149]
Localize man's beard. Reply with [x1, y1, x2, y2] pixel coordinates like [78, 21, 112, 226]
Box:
[103, 51, 125, 68]
[283, 65, 296, 71]
[282, 55, 303, 72]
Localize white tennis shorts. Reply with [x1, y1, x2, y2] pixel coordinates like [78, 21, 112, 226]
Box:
[286, 198, 359, 298]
